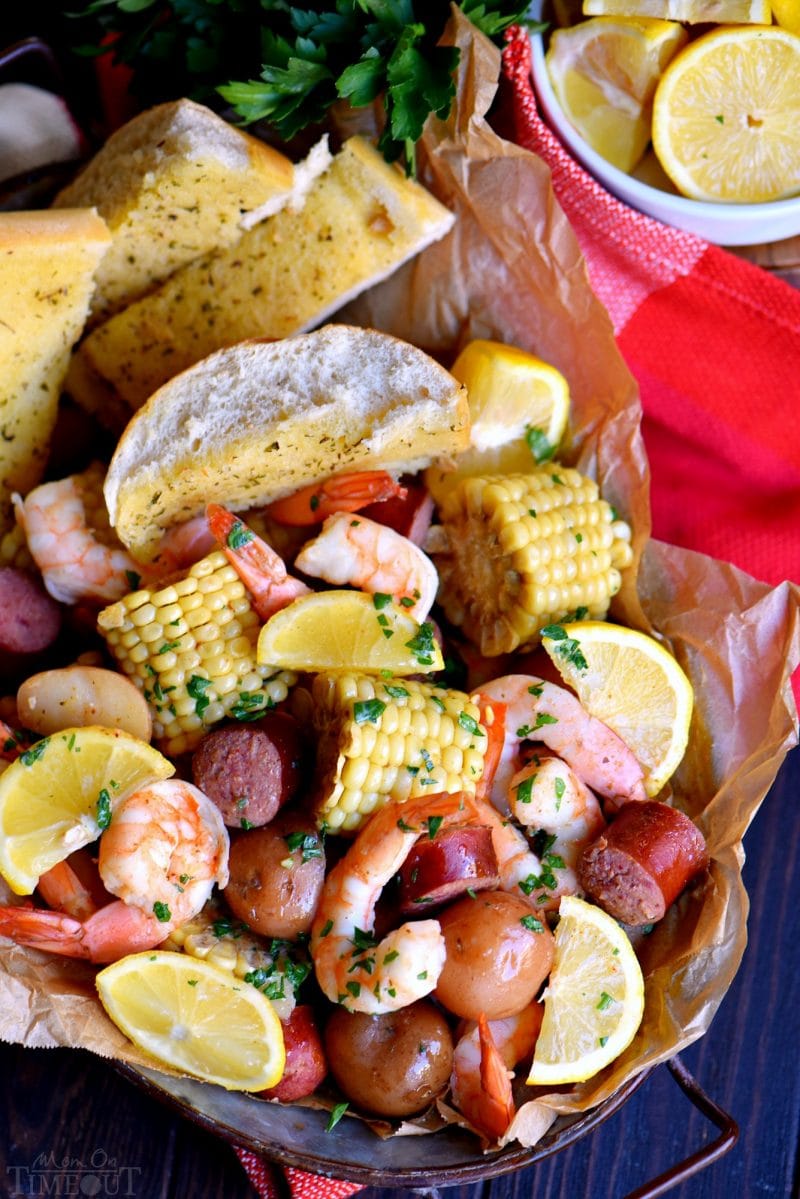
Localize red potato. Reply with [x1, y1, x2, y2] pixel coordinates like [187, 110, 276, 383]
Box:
[260, 1005, 327, 1102]
[434, 890, 555, 1020]
[324, 1001, 453, 1117]
[578, 800, 709, 926]
[0, 567, 61, 654]
[224, 811, 326, 939]
[191, 711, 305, 827]
[397, 824, 500, 914]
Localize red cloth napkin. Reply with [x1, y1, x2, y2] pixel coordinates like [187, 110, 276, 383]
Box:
[236, 25, 800, 1199]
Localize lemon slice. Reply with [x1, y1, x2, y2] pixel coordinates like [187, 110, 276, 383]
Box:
[426, 341, 570, 501]
[541, 621, 693, 796]
[652, 27, 800, 202]
[772, 0, 800, 34]
[528, 896, 645, 1085]
[96, 951, 285, 1091]
[546, 17, 688, 172]
[0, 727, 174, 895]
[257, 590, 444, 675]
[583, 0, 771, 22]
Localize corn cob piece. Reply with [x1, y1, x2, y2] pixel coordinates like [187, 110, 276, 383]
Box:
[430, 467, 634, 656]
[311, 672, 489, 833]
[163, 902, 310, 1023]
[97, 550, 296, 755]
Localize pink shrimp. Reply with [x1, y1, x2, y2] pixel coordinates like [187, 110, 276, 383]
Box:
[508, 754, 607, 909]
[206, 503, 310, 621]
[15, 464, 141, 604]
[451, 1003, 544, 1141]
[476, 675, 647, 812]
[266, 471, 406, 526]
[310, 792, 481, 1015]
[0, 780, 229, 963]
[294, 511, 439, 621]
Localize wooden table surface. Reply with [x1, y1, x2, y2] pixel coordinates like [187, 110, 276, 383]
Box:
[2, 741, 797, 1199]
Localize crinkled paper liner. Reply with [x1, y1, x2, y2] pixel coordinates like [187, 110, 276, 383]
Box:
[1, 10, 798, 1153]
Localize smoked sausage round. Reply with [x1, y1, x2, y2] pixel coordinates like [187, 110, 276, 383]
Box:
[578, 800, 708, 926]
[191, 711, 305, 827]
[397, 824, 499, 914]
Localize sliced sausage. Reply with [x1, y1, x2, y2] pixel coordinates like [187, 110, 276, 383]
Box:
[578, 800, 708, 926]
[191, 711, 304, 828]
[360, 478, 434, 546]
[0, 567, 61, 654]
[397, 824, 500, 914]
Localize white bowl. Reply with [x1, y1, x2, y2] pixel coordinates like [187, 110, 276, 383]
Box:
[527, 3, 800, 246]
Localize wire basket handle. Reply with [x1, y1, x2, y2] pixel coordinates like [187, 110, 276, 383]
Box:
[622, 1055, 738, 1199]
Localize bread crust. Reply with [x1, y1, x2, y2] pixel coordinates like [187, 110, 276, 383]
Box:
[104, 326, 469, 561]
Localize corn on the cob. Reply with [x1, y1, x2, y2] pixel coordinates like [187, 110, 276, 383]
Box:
[97, 550, 296, 755]
[311, 672, 490, 833]
[163, 902, 310, 1022]
[430, 467, 633, 656]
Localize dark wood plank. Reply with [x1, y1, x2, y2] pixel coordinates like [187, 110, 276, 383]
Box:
[1, 747, 797, 1199]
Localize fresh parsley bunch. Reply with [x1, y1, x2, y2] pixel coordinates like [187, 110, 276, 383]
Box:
[66, 1, 532, 170]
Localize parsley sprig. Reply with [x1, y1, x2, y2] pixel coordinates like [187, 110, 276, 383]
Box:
[66, 1, 533, 172]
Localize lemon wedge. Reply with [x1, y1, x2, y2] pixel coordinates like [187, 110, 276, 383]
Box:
[528, 896, 645, 1085]
[0, 727, 174, 895]
[541, 620, 693, 797]
[546, 16, 688, 172]
[583, 0, 771, 22]
[96, 951, 285, 1091]
[771, 0, 800, 34]
[426, 340, 570, 501]
[257, 590, 444, 676]
[652, 27, 800, 202]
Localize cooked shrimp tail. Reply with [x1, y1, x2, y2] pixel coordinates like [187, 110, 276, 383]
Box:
[294, 511, 439, 620]
[476, 675, 647, 810]
[310, 791, 480, 1014]
[0, 899, 172, 962]
[206, 503, 310, 621]
[267, 471, 406, 526]
[451, 1003, 544, 1141]
[36, 852, 105, 921]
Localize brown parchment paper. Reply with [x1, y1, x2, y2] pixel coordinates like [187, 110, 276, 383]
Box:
[1, 8, 799, 1148]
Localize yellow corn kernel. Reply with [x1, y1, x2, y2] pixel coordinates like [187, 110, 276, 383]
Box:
[311, 672, 489, 834]
[97, 550, 296, 754]
[431, 466, 633, 655]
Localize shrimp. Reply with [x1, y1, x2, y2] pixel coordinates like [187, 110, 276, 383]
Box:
[206, 503, 310, 622]
[476, 675, 647, 812]
[15, 464, 141, 604]
[471, 795, 545, 900]
[508, 754, 606, 908]
[310, 791, 480, 1015]
[451, 1003, 544, 1141]
[266, 471, 406, 526]
[294, 511, 439, 621]
[0, 780, 229, 963]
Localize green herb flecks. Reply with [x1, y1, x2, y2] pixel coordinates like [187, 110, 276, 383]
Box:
[525, 425, 555, 463]
[541, 624, 589, 672]
[96, 788, 112, 831]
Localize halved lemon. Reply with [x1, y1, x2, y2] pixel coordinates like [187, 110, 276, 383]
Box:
[583, 0, 772, 22]
[541, 621, 693, 796]
[426, 341, 570, 501]
[257, 590, 444, 675]
[546, 17, 688, 172]
[528, 896, 645, 1085]
[96, 951, 285, 1091]
[0, 727, 173, 895]
[652, 27, 800, 202]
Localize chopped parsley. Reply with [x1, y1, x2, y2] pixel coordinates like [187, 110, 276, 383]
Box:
[326, 1102, 349, 1132]
[520, 914, 544, 933]
[404, 622, 436, 666]
[187, 675, 212, 717]
[226, 519, 253, 550]
[597, 991, 614, 1011]
[372, 592, 392, 610]
[525, 425, 555, 463]
[458, 711, 484, 737]
[534, 712, 558, 729]
[353, 698, 386, 725]
[20, 739, 48, 766]
[554, 776, 565, 810]
[284, 831, 323, 862]
[541, 624, 589, 672]
[425, 815, 443, 839]
[384, 684, 410, 700]
[153, 901, 172, 922]
[515, 775, 534, 804]
[96, 788, 112, 831]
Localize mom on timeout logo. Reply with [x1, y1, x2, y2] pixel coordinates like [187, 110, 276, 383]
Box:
[6, 1149, 141, 1195]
